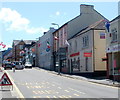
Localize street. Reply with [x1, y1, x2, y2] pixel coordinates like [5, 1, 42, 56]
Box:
[0, 67, 118, 99]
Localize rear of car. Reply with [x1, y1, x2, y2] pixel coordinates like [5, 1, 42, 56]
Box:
[25, 62, 32, 68]
[13, 61, 24, 70]
[4, 62, 13, 70]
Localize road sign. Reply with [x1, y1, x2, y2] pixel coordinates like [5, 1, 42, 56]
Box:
[0, 73, 13, 86]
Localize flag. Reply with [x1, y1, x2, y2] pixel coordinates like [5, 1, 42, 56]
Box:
[100, 33, 105, 39]
[2, 44, 6, 48]
[47, 41, 50, 48]
[65, 40, 70, 47]
[54, 36, 59, 40]
[0, 42, 6, 48]
[38, 43, 41, 47]
[105, 21, 110, 32]
[20, 50, 25, 54]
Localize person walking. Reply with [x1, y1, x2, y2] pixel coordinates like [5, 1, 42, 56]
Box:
[12, 63, 16, 72]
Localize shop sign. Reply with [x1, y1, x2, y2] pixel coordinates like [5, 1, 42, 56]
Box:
[70, 52, 80, 57]
[107, 44, 120, 53]
[84, 52, 92, 57]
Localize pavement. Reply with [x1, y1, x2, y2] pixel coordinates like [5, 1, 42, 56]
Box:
[34, 67, 120, 88]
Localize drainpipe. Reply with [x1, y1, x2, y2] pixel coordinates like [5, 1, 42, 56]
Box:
[92, 29, 95, 72]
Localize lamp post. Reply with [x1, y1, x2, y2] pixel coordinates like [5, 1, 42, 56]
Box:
[51, 23, 59, 29]
[51, 23, 61, 75]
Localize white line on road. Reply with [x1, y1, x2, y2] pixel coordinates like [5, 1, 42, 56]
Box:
[4, 70, 25, 100]
[69, 87, 85, 94]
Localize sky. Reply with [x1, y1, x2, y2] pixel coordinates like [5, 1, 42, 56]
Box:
[0, 1, 119, 51]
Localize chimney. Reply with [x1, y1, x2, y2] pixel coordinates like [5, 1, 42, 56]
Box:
[80, 4, 94, 14]
[44, 32, 47, 35]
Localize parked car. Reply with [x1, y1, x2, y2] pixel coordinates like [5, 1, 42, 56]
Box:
[4, 62, 13, 70]
[25, 62, 32, 68]
[2, 60, 8, 67]
[13, 61, 24, 69]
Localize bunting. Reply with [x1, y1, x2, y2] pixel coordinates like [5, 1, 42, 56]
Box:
[38, 43, 41, 47]
[0, 42, 6, 48]
[54, 36, 59, 40]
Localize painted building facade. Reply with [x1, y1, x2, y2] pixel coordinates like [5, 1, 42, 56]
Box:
[68, 20, 106, 75]
[53, 23, 68, 72]
[38, 27, 56, 70]
[53, 4, 107, 74]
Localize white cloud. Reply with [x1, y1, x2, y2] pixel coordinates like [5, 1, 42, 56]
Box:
[56, 11, 60, 16]
[0, 8, 48, 34]
[50, 11, 61, 18]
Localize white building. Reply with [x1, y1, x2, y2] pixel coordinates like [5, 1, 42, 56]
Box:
[118, 1, 120, 15]
[106, 15, 120, 80]
[38, 27, 56, 70]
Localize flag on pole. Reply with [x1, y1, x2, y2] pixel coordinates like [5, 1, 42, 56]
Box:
[65, 40, 70, 47]
[105, 21, 110, 32]
[47, 41, 50, 48]
[54, 36, 59, 40]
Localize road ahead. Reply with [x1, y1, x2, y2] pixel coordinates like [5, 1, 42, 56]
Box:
[4, 67, 118, 99]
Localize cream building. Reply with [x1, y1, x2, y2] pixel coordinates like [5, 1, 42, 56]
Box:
[68, 20, 106, 75]
[106, 15, 120, 79]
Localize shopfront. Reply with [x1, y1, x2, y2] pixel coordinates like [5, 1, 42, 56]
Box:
[107, 44, 120, 80]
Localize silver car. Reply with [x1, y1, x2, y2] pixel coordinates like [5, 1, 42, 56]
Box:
[13, 61, 24, 69]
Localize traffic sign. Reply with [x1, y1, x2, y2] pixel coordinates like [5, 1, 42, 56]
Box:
[0, 73, 13, 86]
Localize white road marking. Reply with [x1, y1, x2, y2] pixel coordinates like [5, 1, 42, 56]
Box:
[4, 70, 25, 99]
[69, 87, 85, 94]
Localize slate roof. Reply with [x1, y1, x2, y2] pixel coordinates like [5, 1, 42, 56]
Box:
[68, 19, 106, 40]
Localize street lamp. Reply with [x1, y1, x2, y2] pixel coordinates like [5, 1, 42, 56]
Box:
[51, 23, 61, 75]
[51, 23, 59, 29]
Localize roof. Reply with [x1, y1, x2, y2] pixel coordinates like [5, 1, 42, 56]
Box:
[13, 40, 21, 46]
[110, 15, 120, 23]
[52, 4, 107, 37]
[13, 40, 36, 46]
[24, 40, 36, 44]
[69, 19, 106, 40]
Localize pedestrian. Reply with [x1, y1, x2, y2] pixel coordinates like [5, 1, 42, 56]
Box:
[12, 63, 16, 72]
